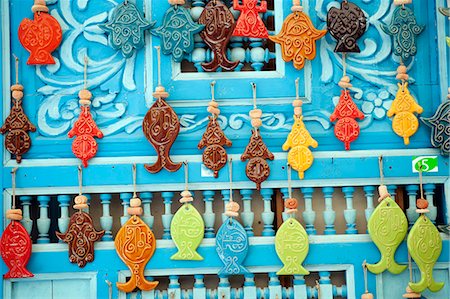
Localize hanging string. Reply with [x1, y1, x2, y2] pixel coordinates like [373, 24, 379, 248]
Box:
[342, 53, 347, 77]
[184, 161, 189, 191]
[378, 155, 384, 185]
[408, 251, 413, 283]
[13, 54, 19, 85]
[295, 77, 300, 100]
[229, 158, 233, 202]
[132, 163, 137, 198]
[78, 165, 83, 195]
[11, 167, 18, 209]
[287, 164, 292, 199]
[84, 56, 88, 90]
[155, 46, 162, 86]
[211, 81, 216, 102]
[363, 260, 369, 293]
[251, 82, 257, 109]
[418, 164, 424, 199]
[315, 280, 321, 299]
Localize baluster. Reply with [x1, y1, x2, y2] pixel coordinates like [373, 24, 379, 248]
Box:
[301, 187, 316, 235]
[221, 190, 231, 223]
[120, 193, 132, 226]
[333, 284, 347, 298]
[258, 287, 269, 299]
[141, 278, 156, 299]
[20, 196, 33, 235]
[240, 189, 254, 236]
[387, 185, 397, 200]
[424, 184, 437, 223]
[203, 190, 215, 238]
[342, 187, 357, 234]
[57, 195, 71, 237]
[280, 187, 289, 221]
[322, 187, 336, 235]
[141, 192, 155, 229]
[193, 275, 206, 299]
[363, 186, 376, 225]
[260, 188, 275, 236]
[268, 273, 282, 298]
[243, 273, 256, 299]
[168, 275, 181, 299]
[406, 185, 419, 227]
[218, 274, 231, 299]
[293, 275, 307, 299]
[100, 193, 113, 241]
[229, 36, 245, 71]
[36, 195, 51, 244]
[318, 272, 332, 298]
[162, 192, 174, 239]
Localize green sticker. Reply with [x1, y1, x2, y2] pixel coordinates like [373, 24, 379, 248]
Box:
[412, 156, 438, 173]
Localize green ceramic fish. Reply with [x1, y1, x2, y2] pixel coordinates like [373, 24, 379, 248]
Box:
[367, 196, 408, 274]
[170, 203, 204, 260]
[407, 214, 444, 293]
[275, 217, 310, 275]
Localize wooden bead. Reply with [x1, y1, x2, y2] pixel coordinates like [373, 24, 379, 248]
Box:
[396, 73, 409, 81]
[180, 196, 194, 203]
[226, 201, 240, 213]
[249, 109, 262, 119]
[294, 107, 302, 116]
[73, 203, 88, 210]
[127, 207, 143, 216]
[6, 213, 23, 221]
[79, 89, 92, 101]
[207, 106, 220, 115]
[377, 185, 390, 202]
[79, 99, 91, 106]
[208, 101, 219, 108]
[338, 76, 352, 89]
[293, 99, 303, 107]
[130, 197, 142, 208]
[361, 292, 374, 299]
[168, 0, 185, 4]
[12, 90, 24, 101]
[397, 65, 407, 74]
[251, 118, 262, 128]
[6, 209, 22, 216]
[11, 84, 24, 92]
[402, 286, 421, 298]
[394, 0, 412, 6]
[74, 195, 88, 204]
[285, 198, 298, 210]
[32, 0, 49, 13]
[181, 190, 192, 197]
[153, 86, 169, 99]
[416, 198, 428, 209]
[416, 208, 430, 214]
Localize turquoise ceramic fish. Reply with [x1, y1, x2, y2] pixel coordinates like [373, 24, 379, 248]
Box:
[170, 203, 204, 260]
[275, 217, 309, 275]
[216, 217, 250, 276]
[367, 196, 408, 274]
[408, 214, 444, 293]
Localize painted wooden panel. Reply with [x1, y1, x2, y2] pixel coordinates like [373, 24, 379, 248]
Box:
[11, 280, 52, 299]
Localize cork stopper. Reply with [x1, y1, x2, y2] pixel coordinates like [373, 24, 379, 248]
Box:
[32, 0, 49, 13]
[180, 190, 194, 204]
[168, 0, 185, 4]
[361, 292, 374, 299]
[128, 196, 143, 216]
[207, 100, 220, 116]
[78, 89, 92, 107]
[285, 198, 298, 214]
[402, 286, 421, 298]
[394, 0, 412, 6]
[250, 108, 263, 128]
[377, 185, 390, 202]
[338, 75, 352, 89]
[11, 84, 24, 101]
[225, 201, 239, 218]
[396, 65, 409, 81]
[73, 194, 88, 211]
[293, 99, 303, 117]
[153, 86, 169, 99]
[291, 0, 303, 12]
[6, 209, 23, 221]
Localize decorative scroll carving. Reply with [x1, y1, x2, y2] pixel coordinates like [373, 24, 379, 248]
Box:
[18, 9, 62, 65]
[381, 6, 424, 61]
[102, 1, 154, 58]
[198, 0, 239, 72]
[421, 100, 449, 155]
[115, 215, 159, 292]
[198, 117, 232, 178]
[241, 132, 274, 190]
[152, 5, 204, 62]
[232, 0, 268, 38]
[0, 85, 36, 163]
[0, 221, 33, 278]
[330, 90, 365, 150]
[327, 1, 366, 53]
[56, 211, 104, 268]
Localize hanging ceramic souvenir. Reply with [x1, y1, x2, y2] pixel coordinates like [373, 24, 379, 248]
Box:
[421, 90, 449, 156]
[56, 166, 104, 267]
[115, 165, 159, 292]
[170, 163, 205, 260]
[0, 57, 36, 163]
[198, 0, 239, 72]
[327, 1, 366, 53]
[18, 0, 62, 65]
[241, 83, 274, 190]
[0, 169, 33, 278]
[283, 79, 318, 179]
[232, 0, 268, 38]
[269, 0, 326, 70]
[102, 1, 154, 58]
[275, 171, 309, 275]
[198, 82, 232, 178]
[407, 170, 444, 293]
[143, 47, 182, 173]
[382, 0, 424, 145]
[216, 159, 250, 275]
[68, 59, 103, 167]
[152, 0, 204, 62]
